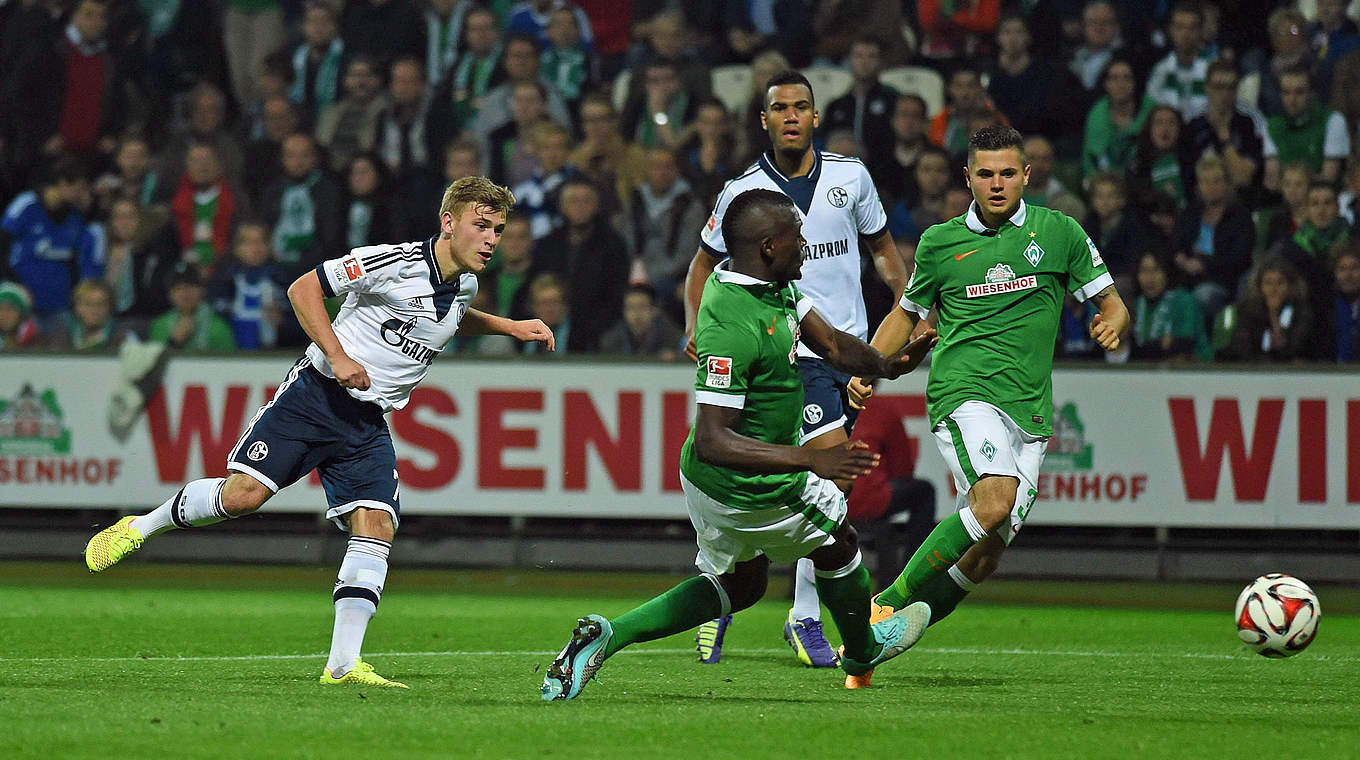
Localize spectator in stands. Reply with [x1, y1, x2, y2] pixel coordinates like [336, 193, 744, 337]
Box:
[810, 0, 909, 67]
[422, 0, 475, 88]
[442, 136, 484, 183]
[316, 55, 388, 174]
[427, 5, 504, 134]
[1, 155, 102, 327]
[341, 152, 402, 250]
[1341, 164, 1360, 228]
[94, 134, 164, 214]
[888, 146, 953, 254]
[242, 51, 296, 143]
[1184, 61, 1263, 198]
[568, 92, 646, 214]
[1258, 162, 1311, 254]
[622, 147, 704, 310]
[681, 97, 741, 210]
[1257, 7, 1312, 119]
[1227, 256, 1315, 362]
[1263, 67, 1348, 191]
[824, 130, 861, 158]
[341, 0, 425, 70]
[260, 133, 341, 277]
[523, 271, 570, 355]
[47, 277, 127, 351]
[487, 80, 550, 186]
[208, 220, 288, 350]
[929, 66, 1006, 159]
[1321, 245, 1360, 361]
[722, 0, 814, 66]
[822, 37, 896, 167]
[0, 0, 63, 176]
[1024, 135, 1086, 220]
[0, 281, 40, 350]
[289, 0, 347, 125]
[1130, 250, 1211, 361]
[244, 95, 301, 204]
[508, 0, 594, 49]
[621, 58, 698, 150]
[541, 6, 595, 106]
[149, 262, 237, 351]
[916, 0, 1000, 61]
[598, 283, 683, 359]
[1146, 1, 1209, 122]
[134, 0, 229, 119]
[1272, 181, 1349, 306]
[473, 34, 572, 138]
[625, 8, 710, 100]
[1308, 0, 1360, 99]
[1173, 154, 1254, 322]
[1129, 105, 1191, 209]
[100, 196, 177, 320]
[159, 83, 247, 199]
[1083, 58, 1155, 181]
[989, 14, 1084, 144]
[529, 179, 628, 352]
[511, 121, 577, 239]
[482, 215, 535, 318]
[1069, 1, 1132, 93]
[1084, 171, 1149, 292]
[374, 57, 435, 185]
[169, 143, 239, 278]
[872, 94, 929, 210]
[222, 0, 287, 109]
[24, 0, 127, 162]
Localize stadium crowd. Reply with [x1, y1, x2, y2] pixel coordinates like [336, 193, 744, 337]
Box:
[1, 0, 1357, 363]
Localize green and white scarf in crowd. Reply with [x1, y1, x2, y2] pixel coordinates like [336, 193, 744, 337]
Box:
[273, 173, 318, 265]
[292, 38, 344, 112]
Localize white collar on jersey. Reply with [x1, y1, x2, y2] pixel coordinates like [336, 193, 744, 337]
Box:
[965, 199, 1028, 234]
[713, 259, 772, 285]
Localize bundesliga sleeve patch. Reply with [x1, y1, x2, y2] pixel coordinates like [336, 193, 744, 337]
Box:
[705, 356, 732, 388]
[1086, 237, 1104, 268]
[343, 256, 365, 281]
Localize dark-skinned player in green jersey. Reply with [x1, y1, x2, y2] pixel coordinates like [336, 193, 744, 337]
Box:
[844, 126, 1130, 688]
[541, 189, 936, 701]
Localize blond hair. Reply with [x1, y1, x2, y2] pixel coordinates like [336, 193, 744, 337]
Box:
[439, 175, 515, 219]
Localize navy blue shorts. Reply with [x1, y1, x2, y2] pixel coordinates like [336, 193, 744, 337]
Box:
[797, 357, 859, 444]
[227, 357, 400, 530]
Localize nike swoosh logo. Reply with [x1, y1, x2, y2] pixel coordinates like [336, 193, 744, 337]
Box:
[954, 249, 979, 260]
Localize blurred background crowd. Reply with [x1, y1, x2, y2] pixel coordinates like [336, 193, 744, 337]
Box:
[0, 0, 1357, 364]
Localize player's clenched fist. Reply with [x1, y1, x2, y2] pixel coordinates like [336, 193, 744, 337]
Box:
[846, 376, 874, 409]
[330, 355, 371, 391]
[1089, 313, 1120, 351]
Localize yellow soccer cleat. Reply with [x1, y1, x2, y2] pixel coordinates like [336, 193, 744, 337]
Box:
[844, 593, 896, 689]
[320, 660, 408, 689]
[84, 516, 145, 573]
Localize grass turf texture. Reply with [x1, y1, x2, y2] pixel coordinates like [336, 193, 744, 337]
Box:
[1, 562, 1357, 760]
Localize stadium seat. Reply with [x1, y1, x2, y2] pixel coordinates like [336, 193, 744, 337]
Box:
[1237, 71, 1261, 110]
[612, 69, 631, 112]
[879, 65, 945, 117]
[801, 66, 853, 103]
[710, 64, 753, 115]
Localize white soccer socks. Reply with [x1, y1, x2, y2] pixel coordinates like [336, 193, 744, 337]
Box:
[325, 536, 391, 678]
[131, 477, 229, 538]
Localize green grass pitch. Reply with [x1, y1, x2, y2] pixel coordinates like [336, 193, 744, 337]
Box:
[1, 561, 1357, 760]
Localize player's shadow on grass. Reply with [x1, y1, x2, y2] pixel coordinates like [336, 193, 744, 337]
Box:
[872, 674, 1007, 688]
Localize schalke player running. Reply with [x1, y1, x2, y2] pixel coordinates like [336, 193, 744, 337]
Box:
[541, 189, 934, 701]
[845, 126, 1129, 687]
[684, 70, 909, 668]
[84, 177, 555, 688]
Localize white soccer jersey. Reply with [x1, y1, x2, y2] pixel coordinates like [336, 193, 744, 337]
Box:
[700, 151, 888, 358]
[309, 236, 476, 412]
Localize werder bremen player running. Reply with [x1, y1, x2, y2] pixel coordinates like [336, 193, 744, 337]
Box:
[845, 126, 1129, 687]
[541, 189, 935, 701]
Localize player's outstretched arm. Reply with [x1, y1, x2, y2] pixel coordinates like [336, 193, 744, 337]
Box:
[1087, 285, 1129, 352]
[847, 305, 922, 408]
[798, 306, 936, 380]
[682, 248, 720, 361]
[460, 308, 556, 351]
[692, 403, 879, 481]
[287, 270, 370, 390]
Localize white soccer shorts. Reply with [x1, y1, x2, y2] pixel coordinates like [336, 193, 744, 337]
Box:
[933, 400, 1048, 545]
[679, 472, 847, 575]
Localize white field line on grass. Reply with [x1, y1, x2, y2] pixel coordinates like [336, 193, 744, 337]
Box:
[1, 646, 1355, 664]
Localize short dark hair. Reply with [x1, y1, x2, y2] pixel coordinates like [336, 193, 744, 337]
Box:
[43, 154, 87, 186]
[1307, 180, 1338, 197]
[722, 189, 797, 253]
[764, 69, 815, 108]
[967, 125, 1025, 163]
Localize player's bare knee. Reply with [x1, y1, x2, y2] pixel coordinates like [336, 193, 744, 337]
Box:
[969, 477, 1018, 533]
[809, 524, 859, 573]
[220, 473, 271, 516]
[349, 508, 396, 542]
[722, 556, 769, 612]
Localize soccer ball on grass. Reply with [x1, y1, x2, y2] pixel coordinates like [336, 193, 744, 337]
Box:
[1234, 573, 1319, 658]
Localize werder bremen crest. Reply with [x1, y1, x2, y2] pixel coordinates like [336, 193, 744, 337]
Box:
[1023, 239, 1045, 267]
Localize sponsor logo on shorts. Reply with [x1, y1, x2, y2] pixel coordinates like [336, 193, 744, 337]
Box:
[803, 403, 823, 425]
[343, 257, 364, 281]
[706, 356, 732, 388]
[247, 441, 269, 461]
